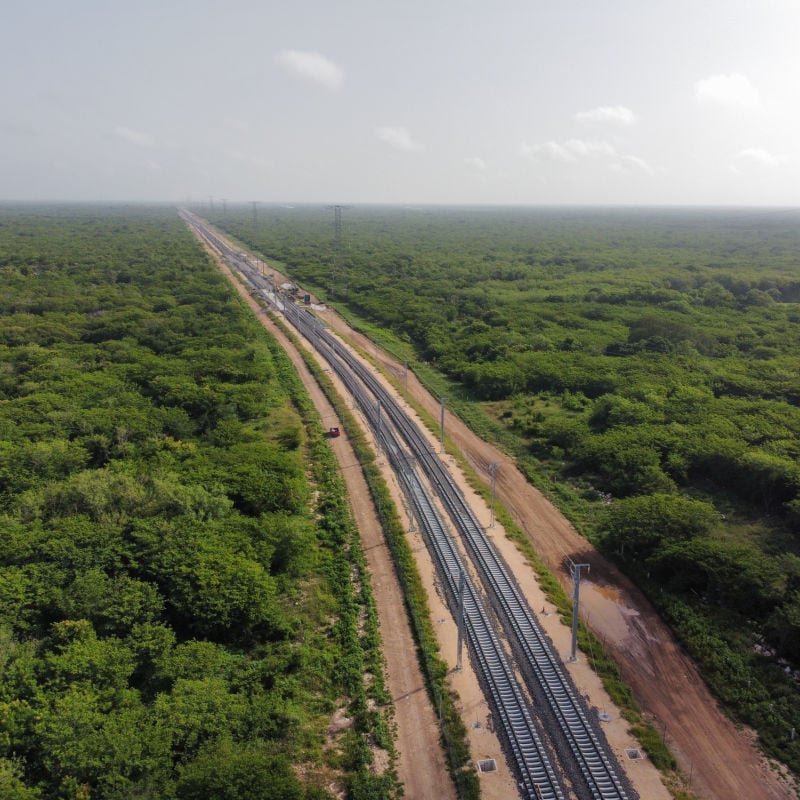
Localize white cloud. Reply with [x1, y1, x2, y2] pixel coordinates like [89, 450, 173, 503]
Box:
[521, 139, 615, 162]
[617, 155, 655, 175]
[274, 49, 344, 90]
[114, 126, 154, 147]
[695, 73, 760, 109]
[564, 139, 616, 158]
[465, 156, 486, 170]
[522, 138, 657, 177]
[375, 126, 422, 152]
[575, 105, 636, 125]
[735, 147, 781, 167]
[520, 141, 574, 162]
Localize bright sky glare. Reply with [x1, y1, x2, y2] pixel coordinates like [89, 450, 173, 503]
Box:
[1, 0, 798, 205]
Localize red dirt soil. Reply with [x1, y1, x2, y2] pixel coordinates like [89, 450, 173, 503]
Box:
[324, 313, 796, 800]
[199, 239, 456, 800]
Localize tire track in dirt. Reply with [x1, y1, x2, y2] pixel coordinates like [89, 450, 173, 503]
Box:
[196, 237, 456, 800]
[321, 312, 795, 800]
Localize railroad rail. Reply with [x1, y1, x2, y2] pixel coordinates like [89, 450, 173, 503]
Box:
[183, 212, 636, 800]
[335, 350, 566, 800]
[316, 336, 634, 800]
[184, 211, 566, 799]
[293, 302, 634, 800]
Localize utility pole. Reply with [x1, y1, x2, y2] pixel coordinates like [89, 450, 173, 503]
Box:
[488, 463, 498, 528]
[456, 568, 466, 671]
[439, 396, 446, 454]
[567, 559, 590, 662]
[251, 201, 258, 225]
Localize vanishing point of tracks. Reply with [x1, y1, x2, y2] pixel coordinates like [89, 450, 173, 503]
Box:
[185, 212, 636, 800]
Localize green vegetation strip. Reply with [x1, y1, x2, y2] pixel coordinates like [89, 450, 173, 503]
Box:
[0, 207, 396, 800]
[211, 206, 800, 782]
[325, 325, 695, 799]
[266, 312, 480, 800]
[257, 323, 399, 800]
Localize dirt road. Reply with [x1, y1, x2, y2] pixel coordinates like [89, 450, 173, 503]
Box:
[322, 312, 795, 800]
[197, 220, 794, 799]
[198, 240, 456, 800]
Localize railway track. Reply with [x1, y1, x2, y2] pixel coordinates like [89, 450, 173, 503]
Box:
[334, 351, 566, 800]
[293, 304, 634, 800]
[314, 336, 634, 800]
[184, 212, 636, 800]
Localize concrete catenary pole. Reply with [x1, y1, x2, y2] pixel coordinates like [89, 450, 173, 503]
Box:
[568, 560, 590, 662]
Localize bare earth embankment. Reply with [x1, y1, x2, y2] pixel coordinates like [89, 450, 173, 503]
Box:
[197, 221, 795, 799]
[198, 238, 456, 800]
[326, 313, 795, 800]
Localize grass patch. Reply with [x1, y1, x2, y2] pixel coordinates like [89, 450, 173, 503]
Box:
[329, 313, 696, 798]
[265, 310, 479, 799]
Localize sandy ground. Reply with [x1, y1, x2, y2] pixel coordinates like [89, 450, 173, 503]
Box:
[215, 246, 670, 798]
[319, 310, 796, 800]
[328, 331, 672, 800]
[197, 222, 795, 800]
[194, 235, 455, 800]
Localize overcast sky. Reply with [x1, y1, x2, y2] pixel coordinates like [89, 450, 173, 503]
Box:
[2, 0, 798, 205]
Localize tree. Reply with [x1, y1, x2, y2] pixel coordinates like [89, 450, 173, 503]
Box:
[33, 683, 168, 795]
[59, 571, 164, 636]
[589, 394, 660, 431]
[650, 537, 783, 613]
[602, 493, 718, 558]
[148, 527, 281, 642]
[766, 591, 800, 660]
[176, 739, 302, 800]
[42, 621, 136, 693]
[155, 678, 248, 763]
[0, 759, 40, 799]
[575, 429, 675, 496]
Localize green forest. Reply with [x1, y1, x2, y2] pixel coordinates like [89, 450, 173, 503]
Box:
[210, 204, 800, 775]
[0, 207, 395, 799]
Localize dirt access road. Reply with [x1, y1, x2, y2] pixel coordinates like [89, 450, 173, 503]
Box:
[195, 215, 793, 798]
[322, 313, 796, 800]
[203, 232, 650, 798]
[197, 238, 455, 800]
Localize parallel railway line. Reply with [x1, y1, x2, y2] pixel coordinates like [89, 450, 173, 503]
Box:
[315, 328, 633, 800]
[184, 212, 636, 800]
[333, 347, 566, 800]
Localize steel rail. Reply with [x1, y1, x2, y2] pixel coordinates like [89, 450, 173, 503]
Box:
[184, 212, 566, 800]
[185, 213, 635, 800]
[336, 353, 565, 800]
[289, 310, 634, 800]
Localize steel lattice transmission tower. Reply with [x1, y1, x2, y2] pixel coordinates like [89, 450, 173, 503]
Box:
[328, 204, 350, 297]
